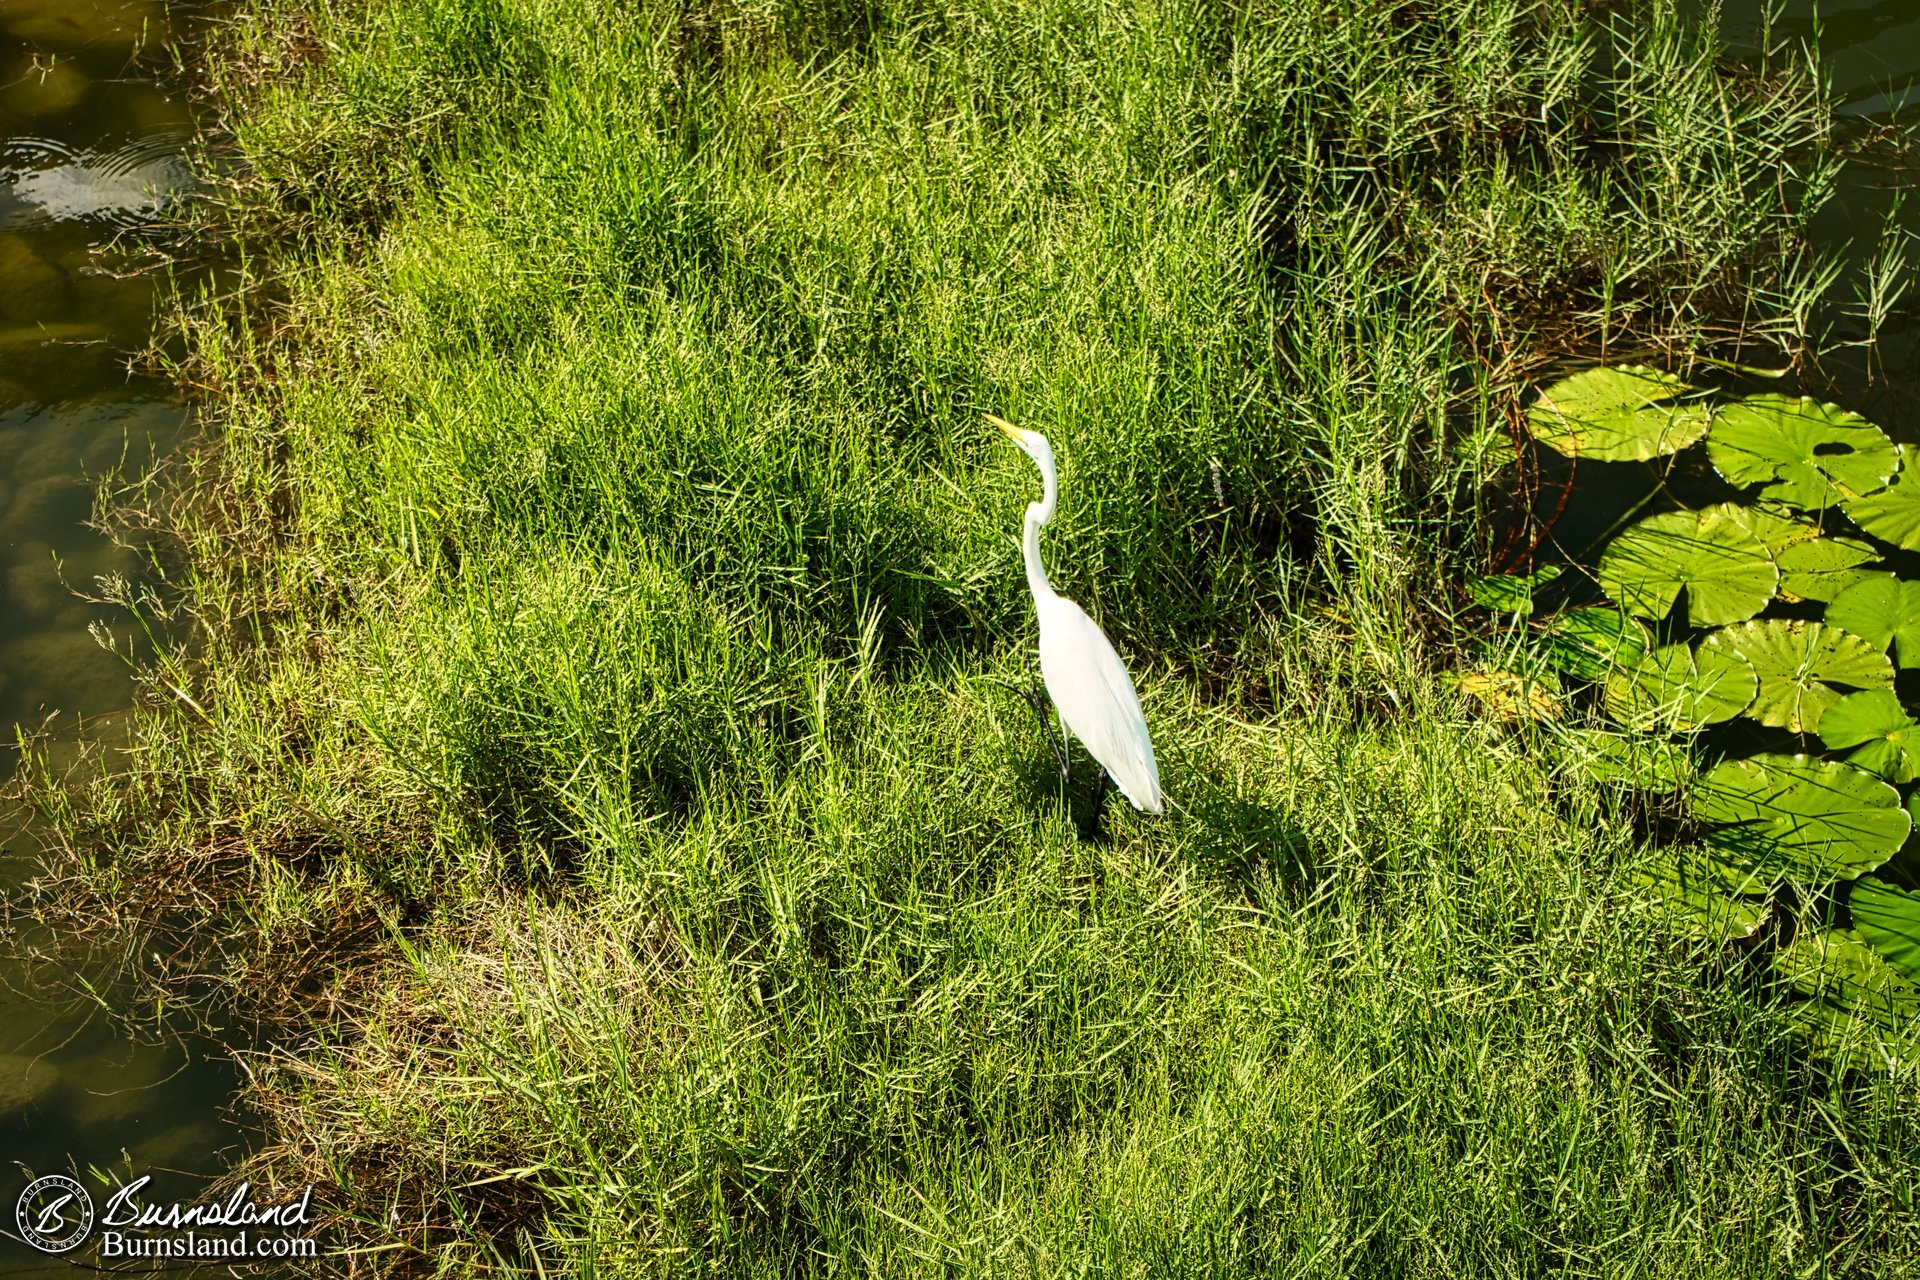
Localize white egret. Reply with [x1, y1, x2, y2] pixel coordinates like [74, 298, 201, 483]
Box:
[990, 413, 1163, 814]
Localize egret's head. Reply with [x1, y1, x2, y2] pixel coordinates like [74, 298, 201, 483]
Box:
[986, 413, 1054, 478]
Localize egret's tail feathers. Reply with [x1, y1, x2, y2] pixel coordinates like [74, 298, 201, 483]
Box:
[1038, 594, 1165, 817]
[1111, 770, 1164, 814]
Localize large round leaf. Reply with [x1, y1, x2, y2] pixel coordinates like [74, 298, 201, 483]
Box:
[1702, 619, 1893, 733]
[1526, 365, 1709, 461]
[1538, 608, 1650, 683]
[1776, 928, 1920, 1069]
[1466, 564, 1562, 616]
[1604, 642, 1757, 731]
[1724, 503, 1818, 552]
[1817, 689, 1920, 782]
[1776, 538, 1881, 603]
[1597, 505, 1778, 626]
[1565, 730, 1693, 793]
[1779, 930, 1920, 1015]
[1724, 506, 1881, 602]
[1707, 394, 1897, 510]
[1632, 847, 1771, 943]
[1453, 670, 1561, 723]
[1845, 444, 1920, 550]
[1826, 576, 1920, 666]
[1694, 754, 1910, 879]
[1852, 878, 1920, 985]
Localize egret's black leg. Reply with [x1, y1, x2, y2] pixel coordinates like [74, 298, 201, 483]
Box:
[1021, 682, 1072, 783]
[1078, 767, 1112, 845]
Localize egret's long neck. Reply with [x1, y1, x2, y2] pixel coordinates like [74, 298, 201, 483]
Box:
[1022, 460, 1058, 602]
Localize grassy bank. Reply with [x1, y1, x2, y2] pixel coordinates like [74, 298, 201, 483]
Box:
[33, 0, 1920, 1272]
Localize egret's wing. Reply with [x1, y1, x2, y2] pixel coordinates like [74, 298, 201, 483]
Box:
[1038, 596, 1163, 812]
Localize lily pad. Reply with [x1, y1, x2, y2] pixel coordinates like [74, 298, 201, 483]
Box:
[1466, 564, 1562, 615]
[1452, 670, 1560, 723]
[1852, 878, 1920, 985]
[1707, 394, 1897, 510]
[1845, 445, 1920, 550]
[1537, 608, 1650, 683]
[1817, 690, 1920, 782]
[1779, 929, 1920, 1016]
[1776, 538, 1882, 603]
[1525, 365, 1709, 461]
[1604, 642, 1757, 731]
[1565, 730, 1693, 792]
[1826, 576, 1920, 666]
[1633, 847, 1771, 942]
[1776, 928, 1920, 1069]
[1694, 754, 1910, 879]
[1702, 620, 1893, 734]
[1774, 932, 1912, 1074]
[1724, 503, 1821, 552]
[1597, 505, 1778, 627]
[1722, 506, 1880, 601]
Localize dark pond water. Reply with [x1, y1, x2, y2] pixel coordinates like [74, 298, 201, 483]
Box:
[0, 6, 197, 750]
[0, 3, 262, 1275]
[1766, 0, 1920, 432]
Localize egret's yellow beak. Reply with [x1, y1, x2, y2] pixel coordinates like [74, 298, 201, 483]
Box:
[985, 412, 1022, 441]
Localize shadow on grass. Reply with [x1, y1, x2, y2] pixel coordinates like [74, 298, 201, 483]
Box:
[1176, 783, 1319, 904]
[1005, 743, 1116, 845]
[994, 683, 1318, 895]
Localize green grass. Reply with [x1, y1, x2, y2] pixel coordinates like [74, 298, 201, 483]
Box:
[29, 0, 1920, 1272]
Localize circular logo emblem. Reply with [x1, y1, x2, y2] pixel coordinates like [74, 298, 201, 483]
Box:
[15, 1174, 93, 1254]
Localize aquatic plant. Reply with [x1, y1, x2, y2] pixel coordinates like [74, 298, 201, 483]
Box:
[1486, 364, 1920, 1066]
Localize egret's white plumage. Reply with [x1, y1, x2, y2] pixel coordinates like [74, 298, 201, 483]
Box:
[990, 414, 1163, 813]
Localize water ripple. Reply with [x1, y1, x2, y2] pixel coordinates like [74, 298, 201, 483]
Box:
[0, 131, 195, 229]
